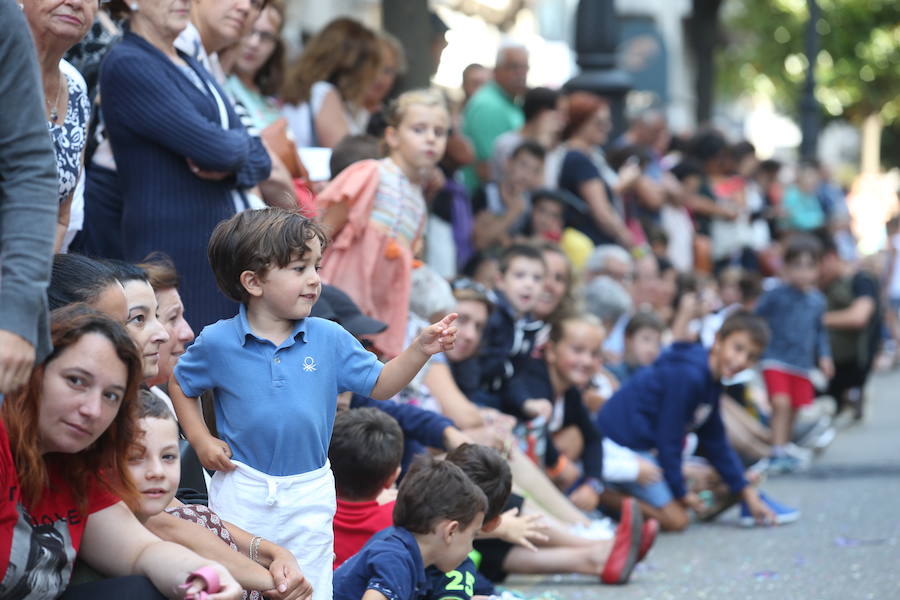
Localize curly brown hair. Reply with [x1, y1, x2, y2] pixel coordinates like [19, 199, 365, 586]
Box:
[281, 17, 380, 107]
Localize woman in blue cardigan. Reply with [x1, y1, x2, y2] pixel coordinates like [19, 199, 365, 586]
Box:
[98, 2, 271, 331]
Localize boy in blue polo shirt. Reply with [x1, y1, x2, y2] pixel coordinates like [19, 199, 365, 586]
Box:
[170, 208, 458, 600]
[333, 456, 487, 600]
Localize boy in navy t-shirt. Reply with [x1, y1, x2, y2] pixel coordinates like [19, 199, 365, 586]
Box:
[333, 456, 487, 600]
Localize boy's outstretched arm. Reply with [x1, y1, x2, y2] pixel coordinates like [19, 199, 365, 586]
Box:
[362, 591, 389, 600]
[370, 314, 458, 400]
[169, 375, 235, 472]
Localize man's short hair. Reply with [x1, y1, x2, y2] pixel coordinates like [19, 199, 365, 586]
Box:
[783, 233, 823, 265]
[495, 42, 528, 68]
[445, 444, 511, 524]
[498, 243, 545, 274]
[330, 408, 404, 501]
[207, 208, 327, 303]
[717, 310, 770, 350]
[531, 188, 566, 206]
[463, 63, 486, 79]
[510, 139, 546, 163]
[626, 106, 665, 127]
[522, 87, 559, 123]
[393, 456, 487, 535]
[738, 271, 763, 301]
[330, 134, 381, 178]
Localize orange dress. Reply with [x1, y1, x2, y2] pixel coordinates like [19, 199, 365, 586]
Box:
[317, 159, 426, 358]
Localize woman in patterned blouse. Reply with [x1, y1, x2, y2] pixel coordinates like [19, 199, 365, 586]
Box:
[21, 0, 99, 252]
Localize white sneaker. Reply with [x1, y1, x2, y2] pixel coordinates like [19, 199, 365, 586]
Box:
[571, 517, 616, 540]
[784, 443, 813, 465]
[811, 425, 837, 451]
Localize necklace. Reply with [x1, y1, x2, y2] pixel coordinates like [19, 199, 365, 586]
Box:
[47, 72, 63, 123]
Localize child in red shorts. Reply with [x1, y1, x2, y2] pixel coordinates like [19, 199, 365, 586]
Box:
[755, 234, 833, 473]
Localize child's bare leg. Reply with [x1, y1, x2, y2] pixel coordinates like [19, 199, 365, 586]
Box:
[599, 488, 689, 532]
[503, 544, 613, 576]
[769, 392, 793, 448]
[721, 396, 773, 460]
[520, 500, 600, 548]
[508, 447, 591, 526]
[723, 396, 773, 442]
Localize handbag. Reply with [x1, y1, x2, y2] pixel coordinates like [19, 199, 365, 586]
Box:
[261, 117, 308, 180]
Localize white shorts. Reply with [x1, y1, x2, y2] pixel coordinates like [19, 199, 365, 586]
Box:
[210, 460, 336, 600]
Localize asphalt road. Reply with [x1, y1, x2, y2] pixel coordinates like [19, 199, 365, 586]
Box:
[502, 369, 900, 600]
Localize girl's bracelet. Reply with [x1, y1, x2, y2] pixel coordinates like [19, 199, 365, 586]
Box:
[249, 536, 263, 564]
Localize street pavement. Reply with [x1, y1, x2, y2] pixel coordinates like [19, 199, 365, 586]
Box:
[502, 369, 900, 600]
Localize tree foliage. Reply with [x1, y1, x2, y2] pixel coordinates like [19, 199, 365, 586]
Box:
[717, 0, 900, 125]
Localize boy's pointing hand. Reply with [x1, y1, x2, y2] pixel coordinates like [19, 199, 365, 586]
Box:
[417, 313, 458, 355]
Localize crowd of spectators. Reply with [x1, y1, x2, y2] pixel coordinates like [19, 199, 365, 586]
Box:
[0, 1, 894, 599]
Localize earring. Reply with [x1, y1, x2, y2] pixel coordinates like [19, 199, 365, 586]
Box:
[129, 2, 139, 10]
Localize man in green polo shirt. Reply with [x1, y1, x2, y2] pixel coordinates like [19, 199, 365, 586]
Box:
[462, 44, 528, 193]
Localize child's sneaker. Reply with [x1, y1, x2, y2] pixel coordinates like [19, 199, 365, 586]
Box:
[785, 442, 813, 464]
[570, 517, 616, 540]
[739, 492, 800, 527]
[766, 454, 804, 474]
[637, 518, 658, 562]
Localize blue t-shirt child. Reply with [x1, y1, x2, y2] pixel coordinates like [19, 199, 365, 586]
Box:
[424, 558, 485, 600]
[333, 526, 429, 600]
[174, 304, 384, 476]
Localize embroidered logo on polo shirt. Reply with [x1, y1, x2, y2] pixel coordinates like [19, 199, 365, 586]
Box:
[303, 356, 317, 372]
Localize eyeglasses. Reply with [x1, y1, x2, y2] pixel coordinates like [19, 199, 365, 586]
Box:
[452, 277, 489, 296]
[248, 29, 278, 44]
[451, 278, 497, 305]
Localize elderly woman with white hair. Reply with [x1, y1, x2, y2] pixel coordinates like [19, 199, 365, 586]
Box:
[21, 0, 98, 251]
[585, 275, 635, 362]
[584, 244, 635, 285]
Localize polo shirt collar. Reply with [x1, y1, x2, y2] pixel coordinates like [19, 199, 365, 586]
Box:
[236, 304, 309, 347]
[392, 527, 428, 592]
[488, 80, 517, 104]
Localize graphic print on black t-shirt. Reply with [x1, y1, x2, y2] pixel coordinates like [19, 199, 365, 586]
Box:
[0, 506, 75, 599]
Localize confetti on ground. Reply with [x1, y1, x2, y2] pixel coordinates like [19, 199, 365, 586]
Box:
[833, 536, 887, 547]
